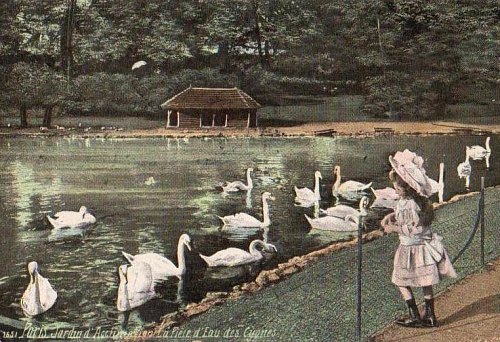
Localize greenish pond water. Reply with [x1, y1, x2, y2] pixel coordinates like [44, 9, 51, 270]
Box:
[0, 135, 497, 332]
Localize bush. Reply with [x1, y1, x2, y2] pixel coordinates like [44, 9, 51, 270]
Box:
[66, 73, 143, 116]
[362, 71, 456, 119]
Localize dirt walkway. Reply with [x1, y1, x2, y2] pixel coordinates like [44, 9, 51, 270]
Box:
[371, 258, 500, 342]
[0, 120, 499, 138]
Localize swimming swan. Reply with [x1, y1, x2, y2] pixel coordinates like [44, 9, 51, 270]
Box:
[332, 166, 372, 195]
[370, 187, 399, 209]
[117, 262, 157, 312]
[371, 187, 399, 200]
[46, 206, 96, 229]
[122, 234, 192, 280]
[457, 147, 472, 188]
[199, 240, 277, 267]
[294, 171, 322, 206]
[21, 262, 57, 317]
[332, 165, 373, 194]
[467, 137, 491, 160]
[305, 214, 359, 231]
[219, 192, 275, 228]
[219, 168, 254, 193]
[320, 196, 369, 219]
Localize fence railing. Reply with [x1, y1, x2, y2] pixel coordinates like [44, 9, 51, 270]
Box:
[355, 177, 489, 342]
[451, 177, 486, 265]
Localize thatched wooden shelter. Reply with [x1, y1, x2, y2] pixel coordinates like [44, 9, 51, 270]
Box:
[160, 87, 261, 129]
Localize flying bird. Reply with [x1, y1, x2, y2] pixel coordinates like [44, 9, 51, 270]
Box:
[131, 61, 147, 70]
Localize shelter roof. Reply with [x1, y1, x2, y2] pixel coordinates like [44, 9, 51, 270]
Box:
[161, 87, 261, 110]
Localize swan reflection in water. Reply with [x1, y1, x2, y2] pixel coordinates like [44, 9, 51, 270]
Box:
[47, 226, 91, 242]
[119, 278, 186, 330]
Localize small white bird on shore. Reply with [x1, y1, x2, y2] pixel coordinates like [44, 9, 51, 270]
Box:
[145, 177, 156, 186]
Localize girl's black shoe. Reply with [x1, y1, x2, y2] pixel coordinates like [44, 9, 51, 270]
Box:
[395, 298, 421, 327]
[418, 298, 438, 328]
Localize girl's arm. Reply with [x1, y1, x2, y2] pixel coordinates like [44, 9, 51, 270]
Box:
[381, 212, 399, 233]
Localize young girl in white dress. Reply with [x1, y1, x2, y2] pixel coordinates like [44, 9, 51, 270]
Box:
[381, 150, 456, 328]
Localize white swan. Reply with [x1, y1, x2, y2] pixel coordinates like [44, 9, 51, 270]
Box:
[370, 187, 399, 209]
[437, 162, 445, 203]
[294, 171, 322, 206]
[122, 234, 192, 280]
[371, 187, 399, 200]
[117, 262, 157, 312]
[457, 147, 472, 188]
[20, 262, 57, 317]
[46, 206, 96, 229]
[332, 166, 372, 195]
[199, 240, 277, 267]
[467, 137, 491, 160]
[218, 192, 275, 228]
[320, 196, 369, 219]
[219, 168, 253, 193]
[305, 214, 359, 232]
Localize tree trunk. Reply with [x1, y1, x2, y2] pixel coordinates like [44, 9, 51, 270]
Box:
[218, 41, 230, 72]
[61, 0, 76, 82]
[20, 105, 28, 128]
[251, 0, 265, 68]
[264, 40, 271, 68]
[43, 105, 54, 127]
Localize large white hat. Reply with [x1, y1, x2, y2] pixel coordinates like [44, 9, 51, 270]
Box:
[389, 149, 437, 198]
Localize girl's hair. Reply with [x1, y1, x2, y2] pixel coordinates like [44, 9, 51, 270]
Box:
[389, 170, 435, 226]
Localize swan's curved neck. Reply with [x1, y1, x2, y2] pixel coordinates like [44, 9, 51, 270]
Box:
[314, 175, 321, 198]
[333, 170, 341, 191]
[359, 200, 367, 215]
[249, 241, 263, 256]
[177, 241, 187, 274]
[262, 198, 271, 225]
[32, 273, 42, 310]
[117, 271, 130, 310]
[486, 138, 491, 152]
[246, 170, 253, 187]
[439, 162, 444, 183]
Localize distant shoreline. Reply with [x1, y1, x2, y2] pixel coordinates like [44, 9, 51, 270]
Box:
[0, 120, 498, 139]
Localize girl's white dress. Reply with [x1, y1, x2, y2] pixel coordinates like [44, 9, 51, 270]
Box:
[392, 198, 456, 287]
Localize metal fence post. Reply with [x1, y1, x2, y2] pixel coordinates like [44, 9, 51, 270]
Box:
[355, 217, 362, 342]
[480, 177, 485, 265]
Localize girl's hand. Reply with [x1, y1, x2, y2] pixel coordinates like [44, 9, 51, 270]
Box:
[381, 213, 397, 233]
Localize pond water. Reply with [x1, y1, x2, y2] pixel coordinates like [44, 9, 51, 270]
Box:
[0, 135, 497, 332]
